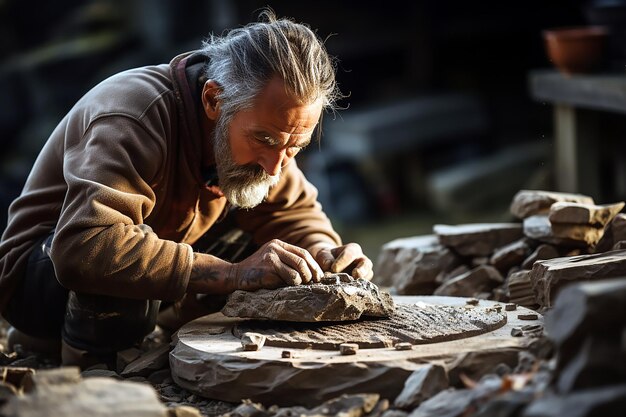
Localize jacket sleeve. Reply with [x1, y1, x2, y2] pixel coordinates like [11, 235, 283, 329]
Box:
[235, 160, 342, 250]
[50, 116, 193, 301]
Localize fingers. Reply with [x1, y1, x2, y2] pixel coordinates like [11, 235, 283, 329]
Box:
[351, 257, 374, 281]
[266, 251, 302, 286]
[315, 248, 335, 271]
[324, 243, 374, 281]
[330, 243, 362, 273]
[267, 240, 323, 285]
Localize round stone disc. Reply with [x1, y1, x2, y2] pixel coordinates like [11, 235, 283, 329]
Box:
[170, 296, 542, 407]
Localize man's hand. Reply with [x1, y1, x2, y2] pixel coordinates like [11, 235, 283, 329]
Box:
[310, 242, 374, 281]
[230, 239, 324, 291]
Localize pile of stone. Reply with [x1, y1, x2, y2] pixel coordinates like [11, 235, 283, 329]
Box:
[375, 190, 626, 310]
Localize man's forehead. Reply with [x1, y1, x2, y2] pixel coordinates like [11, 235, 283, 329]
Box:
[249, 78, 323, 136]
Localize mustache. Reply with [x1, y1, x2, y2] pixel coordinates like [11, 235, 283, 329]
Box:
[222, 162, 278, 182]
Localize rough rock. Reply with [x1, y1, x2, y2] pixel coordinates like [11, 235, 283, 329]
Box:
[595, 213, 626, 252]
[473, 389, 536, 417]
[121, 344, 170, 378]
[545, 279, 626, 351]
[510, 190, 594, 219]
[434, 223, 524, 257]
[521, 244, 560, 270]
[545, 279, 626, 390]
[522, 385, 626, 417]
[523, 215, 604, 248]
[221, 274, 395, 322]
[556, 335, 625, 394]
[0, 370, 168, 417]
[408, 388, 475, 417]
[489, 239, 532, 273]
[25, 367, 82, 389]
[434, 265, 503, 297]
[375, 235, 460, 294]
[394, 364, 448, 410]
[446, 350, 522, 387]
[529, 250, 626, 309]
[435, 265, 470, 285]
[548, 201, 624, 226]
[116, 347, 142, 374]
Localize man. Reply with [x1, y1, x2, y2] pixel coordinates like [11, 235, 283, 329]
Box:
[0, 10, 373, 367]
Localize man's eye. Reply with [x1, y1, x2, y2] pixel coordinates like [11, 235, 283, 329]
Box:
[254, 135, 272, 144]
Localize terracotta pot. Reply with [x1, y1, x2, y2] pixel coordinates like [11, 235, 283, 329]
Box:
[543, 26, 608, 75]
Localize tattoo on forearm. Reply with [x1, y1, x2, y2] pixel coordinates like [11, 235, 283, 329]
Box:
[204, 269, 221, 282]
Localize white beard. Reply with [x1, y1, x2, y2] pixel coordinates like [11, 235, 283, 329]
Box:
[212, 114, 281, 209]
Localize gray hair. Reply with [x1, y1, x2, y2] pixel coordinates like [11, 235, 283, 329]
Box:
[201, 9, 341, 120]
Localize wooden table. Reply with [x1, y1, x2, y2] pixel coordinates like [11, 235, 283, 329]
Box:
[529, 70, 626, 198]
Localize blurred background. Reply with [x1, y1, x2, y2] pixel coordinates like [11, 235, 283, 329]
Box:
[2, 0, 625, 263]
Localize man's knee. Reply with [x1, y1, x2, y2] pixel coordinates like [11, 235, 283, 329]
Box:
[3, 233, 68, 340]
[62, 291, 160, 355]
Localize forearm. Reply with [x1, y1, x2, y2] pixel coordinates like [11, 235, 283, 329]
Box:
[186, 252, 236, 294]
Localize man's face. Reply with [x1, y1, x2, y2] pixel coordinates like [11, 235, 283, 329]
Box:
[213, 77, 323, 209]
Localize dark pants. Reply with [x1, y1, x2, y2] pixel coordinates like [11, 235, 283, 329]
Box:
[3, 233, 160, 355]
[3, 219, 255, 356]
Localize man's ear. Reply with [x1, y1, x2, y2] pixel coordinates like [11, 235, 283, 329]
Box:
[201, 80, 222, 121]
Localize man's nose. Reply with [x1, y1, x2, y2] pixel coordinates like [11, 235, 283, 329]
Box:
[258, 149, 286, 176]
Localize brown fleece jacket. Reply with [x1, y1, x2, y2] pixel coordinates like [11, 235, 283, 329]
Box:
[0, 51, 340, 311]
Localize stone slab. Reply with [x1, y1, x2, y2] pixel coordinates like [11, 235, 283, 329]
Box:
[394, 364, 448, 410]
[490, 239, 532, 273]
[510, 190, 594, 219]
[375, 235, 460, 295]
[434, 223, 523, 257]
[434, 265, 503, 297]
[523, 215, 603, 248]
[545, 279, 626, 348]
[522, 384, 626, 417]
[170, 296, 542, 407]
[529, 250, 626, 309]
[221, 274, 395, 322]
[521, 244, 560, 270]
[545, 279, 626, 386]
[548, 201, 624, 226]
[556, 335, 625, 394]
